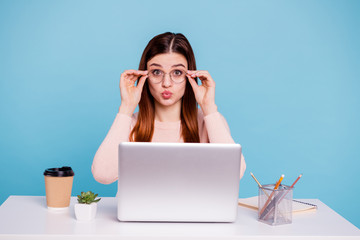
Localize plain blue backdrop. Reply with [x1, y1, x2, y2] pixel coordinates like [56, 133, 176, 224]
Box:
[1, 0, 359, 228]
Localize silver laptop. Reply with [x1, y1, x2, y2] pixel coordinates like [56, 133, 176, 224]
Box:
[117, 142, 241, 222]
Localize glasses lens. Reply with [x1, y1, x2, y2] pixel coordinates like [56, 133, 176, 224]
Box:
[171, 70, 185, 83]
[149, 70, 163, 83]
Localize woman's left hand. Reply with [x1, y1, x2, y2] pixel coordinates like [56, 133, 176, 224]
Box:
[187, 70, 218, 116]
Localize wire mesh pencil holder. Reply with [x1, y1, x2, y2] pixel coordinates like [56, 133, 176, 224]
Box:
[258, 184, 293, 226]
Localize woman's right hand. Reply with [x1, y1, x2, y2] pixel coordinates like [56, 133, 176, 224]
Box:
[118, 70, 148, 116]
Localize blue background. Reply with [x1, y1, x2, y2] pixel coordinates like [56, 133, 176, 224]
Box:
[1, 0, 359, 228]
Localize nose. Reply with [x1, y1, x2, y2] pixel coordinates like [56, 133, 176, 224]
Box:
[162, 73, 172, 87]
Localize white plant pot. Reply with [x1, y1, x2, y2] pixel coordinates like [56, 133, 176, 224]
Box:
[74, 203, 97, 221]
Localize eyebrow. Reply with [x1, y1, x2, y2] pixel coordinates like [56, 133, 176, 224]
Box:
[149, 63, 186, 68]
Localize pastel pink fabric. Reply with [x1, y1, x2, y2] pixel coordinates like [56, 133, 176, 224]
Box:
[92, 110, 246, 184]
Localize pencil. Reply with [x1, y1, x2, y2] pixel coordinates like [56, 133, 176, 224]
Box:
[250, 172, 269, 197]
[274, 174, 285, 190]
[290, 174, 302, 188]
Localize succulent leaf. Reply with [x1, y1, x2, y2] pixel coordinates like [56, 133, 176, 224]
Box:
[77, 191, 101, 204]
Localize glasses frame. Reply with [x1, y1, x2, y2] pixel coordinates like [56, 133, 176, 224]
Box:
[147, 69, 187, 84]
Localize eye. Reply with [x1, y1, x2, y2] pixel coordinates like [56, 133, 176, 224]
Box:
[173, 70, 183, 76]
[152, 69, 163, 76]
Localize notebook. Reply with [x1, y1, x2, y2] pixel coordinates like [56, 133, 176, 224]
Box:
[117, 142, 242, 222]
[238, 196, 317, 213]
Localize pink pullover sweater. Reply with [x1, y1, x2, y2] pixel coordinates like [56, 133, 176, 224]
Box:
[92, 110, 246, 184]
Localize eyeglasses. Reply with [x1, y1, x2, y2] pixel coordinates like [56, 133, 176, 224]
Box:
[148, 69, 186, 84]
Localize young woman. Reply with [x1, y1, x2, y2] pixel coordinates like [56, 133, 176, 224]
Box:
[92, 32, 246, 184]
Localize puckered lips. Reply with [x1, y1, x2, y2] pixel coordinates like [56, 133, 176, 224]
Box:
[161, 90, 172, 99]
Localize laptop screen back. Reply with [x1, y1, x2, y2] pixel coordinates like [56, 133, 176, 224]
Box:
[117, 142, 241, 222]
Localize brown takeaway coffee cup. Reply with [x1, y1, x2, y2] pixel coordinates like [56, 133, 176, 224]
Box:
[44, 166, 74, 209]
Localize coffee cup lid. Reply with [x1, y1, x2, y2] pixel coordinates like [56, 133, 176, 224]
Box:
[44, 166, 74, 177]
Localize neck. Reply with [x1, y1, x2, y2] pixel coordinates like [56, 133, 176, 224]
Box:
[154, 101, 182, 122]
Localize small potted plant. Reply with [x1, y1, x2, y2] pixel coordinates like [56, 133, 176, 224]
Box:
[74, 191, 101, 221]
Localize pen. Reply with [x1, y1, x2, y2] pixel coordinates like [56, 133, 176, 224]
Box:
[250, 172, 269, 197]
[259, 174, 285, 216]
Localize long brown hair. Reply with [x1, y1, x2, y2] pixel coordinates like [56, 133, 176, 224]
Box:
[130, 32, 200, 143]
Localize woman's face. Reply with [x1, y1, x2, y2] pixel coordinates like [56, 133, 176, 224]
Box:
[147, 52, 188, 109]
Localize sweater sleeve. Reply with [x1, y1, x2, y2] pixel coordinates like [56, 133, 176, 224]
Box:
[203, 111, 234, 144]
[91, 113, 134, 184]
[203, 111, 246, 179]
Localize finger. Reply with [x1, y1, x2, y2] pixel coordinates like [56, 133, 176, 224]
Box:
[137, 75, 148, 90]
[123, 69, 137, 76]
[192, 73, 208, 83]
[121, 71, 136, 83]
[137, 70, 148, 75]
[187, 70, 199, 78]
[122, 71, 146, 85]
[193, 71, 215, 85]
[186, 74, 199, 91]
[187, 70, 197, 74]
[187, 70, 207, 75]
[131, 70, 148, 76]
[193, 70, 210, 78]
[123, 70, 148, 78]
[123, 75, 137, 85]
[120, 72, 130, 85]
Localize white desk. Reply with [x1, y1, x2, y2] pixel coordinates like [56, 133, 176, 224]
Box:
[0, 196, 359, 240]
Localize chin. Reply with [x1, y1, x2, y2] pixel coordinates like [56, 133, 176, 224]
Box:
[159, 99, 176, 106]
[155, 96, 180, 107]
